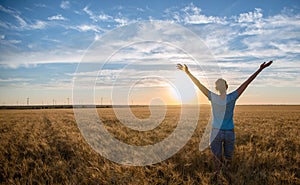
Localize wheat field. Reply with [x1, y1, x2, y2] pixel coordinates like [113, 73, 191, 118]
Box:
[0, 105, 299, 185]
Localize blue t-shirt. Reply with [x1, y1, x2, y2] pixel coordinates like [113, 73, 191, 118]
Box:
[208, 90, 239, 130]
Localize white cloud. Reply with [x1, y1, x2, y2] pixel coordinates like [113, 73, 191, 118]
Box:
[0, 20, 10, 29]
[238, 8, 263, 23]
[83, 5, 131, 26]
[136, 7, 144, 12]
[82, 5, 140, 28]
[99, 14, 113, 21]
[0, 5, 15, 14]
[165, 3, 227, 24]
[264, 13, 300, 29]
[14, 15, 27, 27]
[30, 20, 47, 29]
[0, 5, 47, 30]
[0, 34, 21, 46]
[0, 5, 28, 29]
[270, 41, 300, 54]
[83, 6, 98, 22]
[83, 6, 114, 23]
[8, 40, 21, 44]
[114, 18, 128, 26]
[72, 67, 178, 89]
[60, 1, 70, 9]
[48, 14, 67, 21]
[184, 14, 226, 24]
[74, 24, 102, 32]
[182, 2, 201, 15]
[94, 34, 101, 41]
[41, 36, 61, 43]
[0, 47, 84, 68]
[173, 5, 300, 66]
[0, 78, 31, 82]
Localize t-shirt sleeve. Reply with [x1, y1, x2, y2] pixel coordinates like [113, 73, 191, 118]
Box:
[208, 91, 212, 101]
[229, 90, 239, 101]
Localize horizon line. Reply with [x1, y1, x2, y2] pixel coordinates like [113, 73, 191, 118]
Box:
[0, 104, 300, 110]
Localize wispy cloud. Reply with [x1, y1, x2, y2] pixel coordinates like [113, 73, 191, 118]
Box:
[114, 17, 129, 26]
[175, 6, 300, 67]
[165, 3, 227, 24]
[182, 3, 227, 24]
[85, 6, 114, 23]
[237, 8, 263, 23]
[60, 1, 70, 10]
[82, 5, 131, 27]
[0, 4, 16, 14]
[99, 13, 113, 21]
[1, 39, 21, 45]
[270, 41, 300, 54]
[34, 3, 47, 8]
[0, 48, 84, 68]
[0, 78, 31, 82]
[14, 14, 27, 27]
[83, 6, 98, 22]
[48, 14, 67, 21]
[30, 20, 47, 29]
[0, 5, 47, 30]
[73, 24, 103, 32]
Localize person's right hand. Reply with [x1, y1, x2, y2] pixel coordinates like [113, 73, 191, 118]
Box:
[176, 64, 189, 73]
[260, 61, 273, 70]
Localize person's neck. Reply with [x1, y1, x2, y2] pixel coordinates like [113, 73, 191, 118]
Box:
[219, 91, 227, 99]
[219, 91, 226, 95]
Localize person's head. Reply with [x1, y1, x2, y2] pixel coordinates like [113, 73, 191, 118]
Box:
[215, 78, 228, 94]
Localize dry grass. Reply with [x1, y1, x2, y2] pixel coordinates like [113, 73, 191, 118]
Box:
[0, 105, 299, 184]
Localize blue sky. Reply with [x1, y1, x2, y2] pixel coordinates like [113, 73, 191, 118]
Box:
[0, 0, 299, 105]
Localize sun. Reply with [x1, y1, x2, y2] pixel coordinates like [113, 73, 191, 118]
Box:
[168, 72, 198, 104]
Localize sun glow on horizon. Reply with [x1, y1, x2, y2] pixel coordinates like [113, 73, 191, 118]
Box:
[168, 72, 199, 104]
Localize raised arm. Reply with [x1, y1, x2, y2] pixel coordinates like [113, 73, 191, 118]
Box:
[236, 61, 273, 98]
[176, 64, 210, 98]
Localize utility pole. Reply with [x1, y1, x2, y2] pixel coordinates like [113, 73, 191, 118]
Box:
[27, 97, 29, 105]
[101, 97, 103, 106]
[67, 97, 69, 105]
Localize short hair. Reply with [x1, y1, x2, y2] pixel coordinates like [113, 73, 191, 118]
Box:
[215, 78, 228, 93]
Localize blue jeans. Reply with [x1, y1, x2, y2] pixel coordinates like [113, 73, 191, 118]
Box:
[210, 128, 235, 160]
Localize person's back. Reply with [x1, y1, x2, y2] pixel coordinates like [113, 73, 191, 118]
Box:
[209, 90, 238, 130]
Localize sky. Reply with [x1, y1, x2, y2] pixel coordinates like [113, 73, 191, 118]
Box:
[0, 0, 300, 105]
